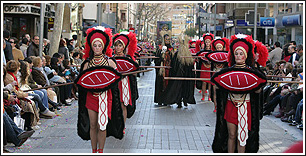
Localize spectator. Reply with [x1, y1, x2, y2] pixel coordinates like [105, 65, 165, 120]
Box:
[3, 39, 7, 66]
[43, 38, 50, 56]
[295, 45, 303, 68]
[268, 41, 282, 67]
[67, 39, 75, 52]
[20, 38, 29, 58]
[288, 45, 299, 66]
[3, 30, 14, 61]
[290, 41, 296, 47]
[50, 56, 73, 104]
[3, 110, 35, 147]
[58, 38, 70, 60]
[9, 37, 24, 61]
[27, 35, 40, 57]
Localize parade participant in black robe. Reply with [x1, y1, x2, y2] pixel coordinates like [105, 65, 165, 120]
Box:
[154, 30, 174, 106]
[211, 34, 267, 153]
[163, 35, 196, 108]
[112, 31, 139, 134]
[75, 26, 124, 153]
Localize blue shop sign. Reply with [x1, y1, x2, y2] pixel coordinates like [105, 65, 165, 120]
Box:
[282, 14, 301, 26]
[236, 19, 259, 26]
[260, 17, 275, 27]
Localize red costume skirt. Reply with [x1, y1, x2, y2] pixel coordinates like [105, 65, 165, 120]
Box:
[224, 100, 251, 130]
[200, 63, 212, 84]
[85, 91, 113, 119]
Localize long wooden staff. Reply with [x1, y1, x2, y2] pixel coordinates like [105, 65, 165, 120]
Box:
[266, 75, 296, 79]
[163, 77, 303, 84]
[139, 66, 171, 68]
[192, 69, 216, 73]
[139, 53, 155, 55]
[136, 56, 159, 59]
[23, 69, 153, 92]
[180, 56, 204, 58]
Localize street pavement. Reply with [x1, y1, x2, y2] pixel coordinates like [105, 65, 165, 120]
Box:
[6, 64, 303, 154]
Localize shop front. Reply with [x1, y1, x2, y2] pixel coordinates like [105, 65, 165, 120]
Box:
[3, 3, 55, 40]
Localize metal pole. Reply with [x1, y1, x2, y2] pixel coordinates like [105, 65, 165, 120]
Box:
[213, 3, 217, 37]
[265, 3, 268, 44]
[254, 3, 258, 40]
[39, 3, 45, 57]
[97, 3, 102, 26]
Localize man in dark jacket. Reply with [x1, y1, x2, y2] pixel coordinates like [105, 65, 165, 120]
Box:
[3, 30, 14, 61]
[27, 35, 40, 57]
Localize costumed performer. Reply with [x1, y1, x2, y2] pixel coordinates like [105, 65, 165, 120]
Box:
[75, 26, 124, 153]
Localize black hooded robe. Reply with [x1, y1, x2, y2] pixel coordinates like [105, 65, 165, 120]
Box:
[153, 46, 173, 104]
[162, 52, 196, 105]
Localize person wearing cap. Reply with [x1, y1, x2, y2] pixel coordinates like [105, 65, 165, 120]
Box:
[113, 31, 138, 134]
[76, 26, 124, 153]
[212, 34, 264, 153]
[196, 33, 214, 101]
[209, 37, 230, 112]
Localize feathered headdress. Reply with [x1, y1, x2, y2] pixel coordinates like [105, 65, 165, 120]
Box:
[254, 40, 269, 67]
[228, 34, 255, 67]
[113, 31, 137, 60]
[188, 39, 196, 48]
[202, 33, 214, 42]
[195, 39, 202, 52]
[83, 26, 113, 59]
[211, 37, 230, 52]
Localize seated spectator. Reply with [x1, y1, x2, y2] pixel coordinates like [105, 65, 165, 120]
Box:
[3, 110, 35, 147]
[36, 56, 72, 105]
[19, 60, 60, 112]
[9, 37, 24, 61]
[4, 60, 48, 131]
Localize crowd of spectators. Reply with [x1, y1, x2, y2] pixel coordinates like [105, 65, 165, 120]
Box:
[3, 30, 84, 151]
[262, 41, 303, 130]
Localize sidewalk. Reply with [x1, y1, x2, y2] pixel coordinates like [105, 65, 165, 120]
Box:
[7, 66, 303, 154]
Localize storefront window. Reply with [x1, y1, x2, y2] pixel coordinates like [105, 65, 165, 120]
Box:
[285, 3, 292, 13]
[278, 3, 284, 14]
[295, 27, 303, 45]
[277, 28, 291, 46]
[296, 3, 303, 12]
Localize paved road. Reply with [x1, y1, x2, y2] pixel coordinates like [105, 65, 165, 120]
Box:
[7, 66, 303, 154]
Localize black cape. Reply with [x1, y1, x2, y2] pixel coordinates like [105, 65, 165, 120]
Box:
[126, 72, 139, 118]
[162, 52, 196, 104]
[212, 67, 262, 153]
[76, 59, 125, 140]
[153, 46, 173, 104]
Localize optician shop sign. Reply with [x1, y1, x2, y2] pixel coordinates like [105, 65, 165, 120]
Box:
[4, 4, 55, 18]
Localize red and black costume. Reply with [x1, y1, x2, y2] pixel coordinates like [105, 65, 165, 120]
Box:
[75, 26, 124, 140]
[195, 33, 214, 90]
[211, 34, 267, 153]
[112, 32, 139, 118]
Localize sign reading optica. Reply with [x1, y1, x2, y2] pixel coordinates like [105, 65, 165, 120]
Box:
[260, 17, 275, 27]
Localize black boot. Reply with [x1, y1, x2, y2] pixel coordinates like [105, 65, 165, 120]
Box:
[177, 103, 182, 108]
[48, 98, 61, 110]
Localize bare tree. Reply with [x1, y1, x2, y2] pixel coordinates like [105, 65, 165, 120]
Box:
[129, 3, 171, 40]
